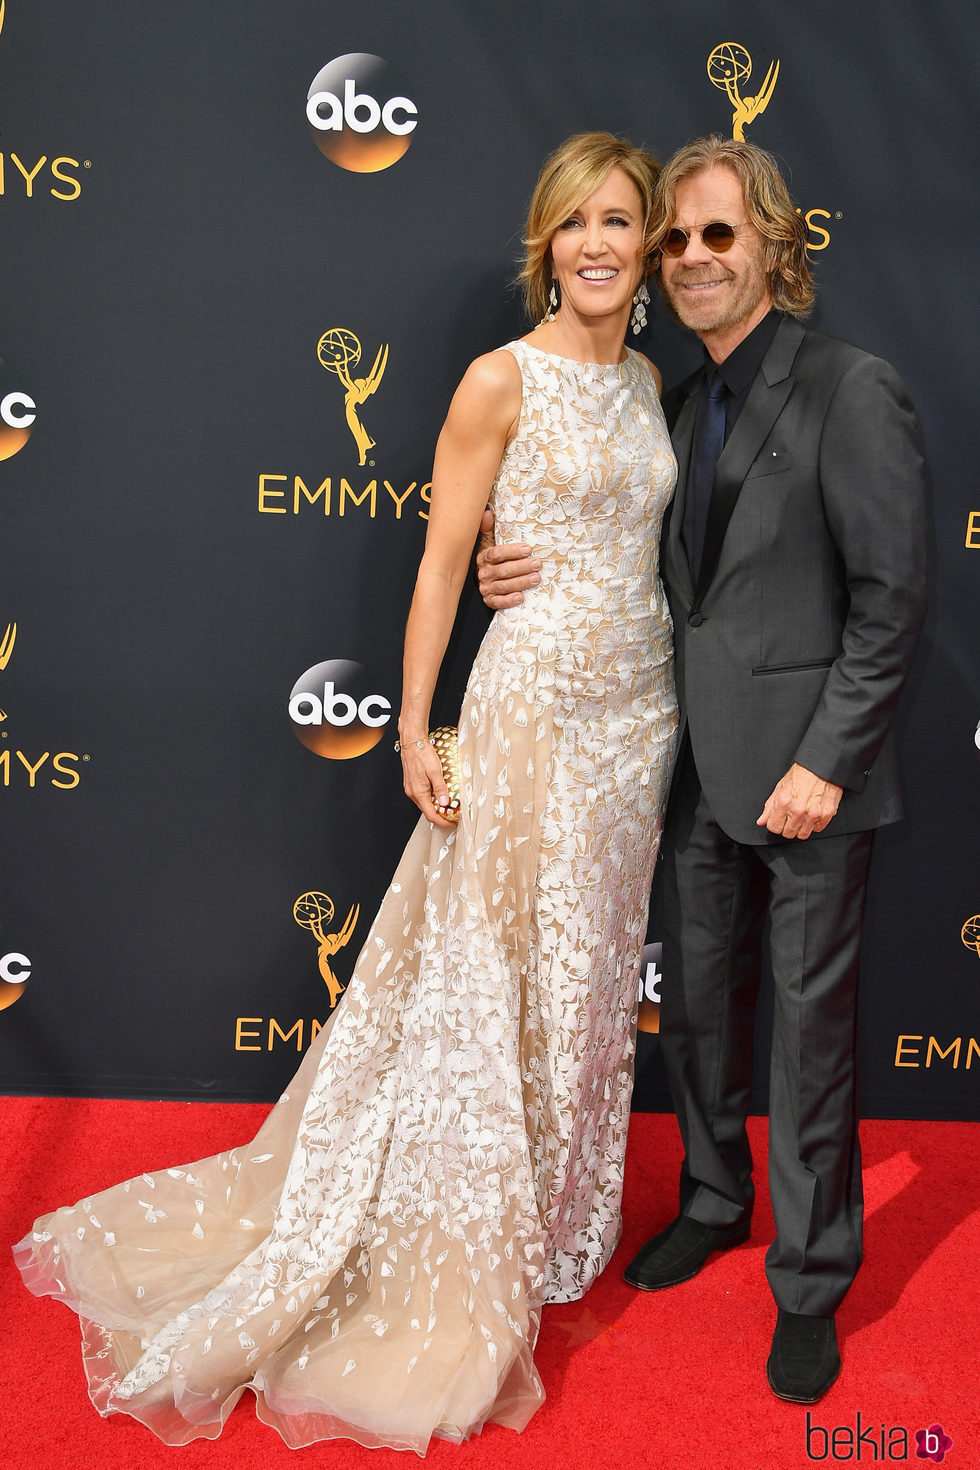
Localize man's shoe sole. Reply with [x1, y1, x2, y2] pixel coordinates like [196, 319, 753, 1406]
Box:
[622, 1223, 751, 1291]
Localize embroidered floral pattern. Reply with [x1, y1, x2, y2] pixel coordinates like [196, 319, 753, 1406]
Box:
[15, 340, 677, 1452]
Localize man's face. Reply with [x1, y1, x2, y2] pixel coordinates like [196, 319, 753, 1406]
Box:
[660, 165, 773, 354]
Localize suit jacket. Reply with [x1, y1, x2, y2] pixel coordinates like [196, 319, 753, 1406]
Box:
[660, 313, 928, 845]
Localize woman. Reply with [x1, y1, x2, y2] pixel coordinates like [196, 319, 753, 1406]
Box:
[15, 133, 678, 1452]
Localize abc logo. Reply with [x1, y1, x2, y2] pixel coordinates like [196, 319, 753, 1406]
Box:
[307, 53, 417, 173]
[289, 658, 391, 759]
[636, 940, 663, 1035]
[0, 357, 36, 462]
[0, 952, 31, 1012]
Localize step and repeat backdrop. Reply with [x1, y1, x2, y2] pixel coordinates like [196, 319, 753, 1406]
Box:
[0, 0, 976, 1118]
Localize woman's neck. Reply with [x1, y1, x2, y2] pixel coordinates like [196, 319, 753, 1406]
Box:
[525, 307, 631, 365]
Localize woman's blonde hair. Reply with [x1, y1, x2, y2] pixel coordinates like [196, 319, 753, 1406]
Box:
[650, 135, 814, 318]
[519, 132, 661, 323]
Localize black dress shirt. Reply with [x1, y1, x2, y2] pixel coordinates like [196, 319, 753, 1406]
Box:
[683, 309, 782, 578]
[710, 307, 781, 438]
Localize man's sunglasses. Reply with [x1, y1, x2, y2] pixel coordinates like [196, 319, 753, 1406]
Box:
[661, 222, 740, 257]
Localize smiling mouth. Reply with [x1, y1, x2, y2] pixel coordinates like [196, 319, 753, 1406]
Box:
[579, 268, 618, 280]
[671, 267, 731, 291]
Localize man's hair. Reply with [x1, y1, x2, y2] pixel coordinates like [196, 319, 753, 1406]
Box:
[651, 135, 814, 318]
[518, 132, 661, 323]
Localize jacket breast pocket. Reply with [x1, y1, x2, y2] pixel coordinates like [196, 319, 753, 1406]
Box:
[751, 658, 835, 676]
[748, 449, 793, 479]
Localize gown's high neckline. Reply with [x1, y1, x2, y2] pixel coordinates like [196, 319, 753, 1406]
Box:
[518, 339, 632, 372]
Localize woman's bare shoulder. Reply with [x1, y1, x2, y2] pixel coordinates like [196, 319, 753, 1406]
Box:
[447, 349, 523, 432]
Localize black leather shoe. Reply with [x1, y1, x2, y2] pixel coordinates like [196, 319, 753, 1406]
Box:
[766, 1310, 841, 1403]
[622, 1214, 750, 1291]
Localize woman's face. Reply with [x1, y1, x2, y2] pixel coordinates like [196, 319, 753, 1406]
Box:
[548, 166, 646, 324]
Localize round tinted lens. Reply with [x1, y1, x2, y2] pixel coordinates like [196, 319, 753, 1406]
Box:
[662, 229, 688, 257]
[702, 222, 736, 252]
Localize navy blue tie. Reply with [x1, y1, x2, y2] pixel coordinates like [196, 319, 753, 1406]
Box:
[686, 371, 728, 580]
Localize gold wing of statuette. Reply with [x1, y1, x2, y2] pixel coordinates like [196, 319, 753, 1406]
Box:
[362, 344, 389, 399]
[0, 623, 16, 670]
[318, 903, 360, 958]
[748, 60, 779, 119]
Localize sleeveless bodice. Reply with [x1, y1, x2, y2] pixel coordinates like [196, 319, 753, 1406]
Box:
[487, 339, 676, 688]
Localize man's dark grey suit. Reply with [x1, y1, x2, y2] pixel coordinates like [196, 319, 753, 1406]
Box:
[657, 311, 928, 1315]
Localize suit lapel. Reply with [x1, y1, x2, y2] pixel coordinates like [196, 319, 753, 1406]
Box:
[693, 317, 806, 605]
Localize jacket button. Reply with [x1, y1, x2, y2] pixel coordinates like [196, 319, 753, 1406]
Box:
[688, 612, 705, 627]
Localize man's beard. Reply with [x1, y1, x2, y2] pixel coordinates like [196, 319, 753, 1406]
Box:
[664, 260, 769, 334]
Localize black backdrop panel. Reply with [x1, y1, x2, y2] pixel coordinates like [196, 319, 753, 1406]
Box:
[0, 0, 976, 1119]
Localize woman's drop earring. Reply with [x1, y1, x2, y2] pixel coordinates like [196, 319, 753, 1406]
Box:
[630, 281, 650, 336]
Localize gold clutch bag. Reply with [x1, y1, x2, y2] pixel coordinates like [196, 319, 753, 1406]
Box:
[429, 725, 461, 823]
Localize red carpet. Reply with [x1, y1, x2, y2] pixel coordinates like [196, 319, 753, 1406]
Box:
[1, 1099, 976, 1469]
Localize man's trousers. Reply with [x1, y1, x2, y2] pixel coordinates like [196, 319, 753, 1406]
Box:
[659, 740, 874, 1316]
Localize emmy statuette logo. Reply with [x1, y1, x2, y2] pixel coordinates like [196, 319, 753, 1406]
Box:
[962, 916, 980, 959]
[293, 891, 360, 1008]
[707, 42, 779, 140]
[317, 328, 388, 468]
[704, 42, 837, 253]
[253, 323, 429, 524]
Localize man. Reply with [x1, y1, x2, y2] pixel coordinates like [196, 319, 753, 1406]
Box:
[477, 135, 927, 1403]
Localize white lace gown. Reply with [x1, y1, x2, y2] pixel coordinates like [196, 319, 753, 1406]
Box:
[15, 340, 678, 1453]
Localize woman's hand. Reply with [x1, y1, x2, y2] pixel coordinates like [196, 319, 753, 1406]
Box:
[399, 738, 458, 828]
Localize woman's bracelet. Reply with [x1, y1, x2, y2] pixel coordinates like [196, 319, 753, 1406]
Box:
[394, 737, 429, 752]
